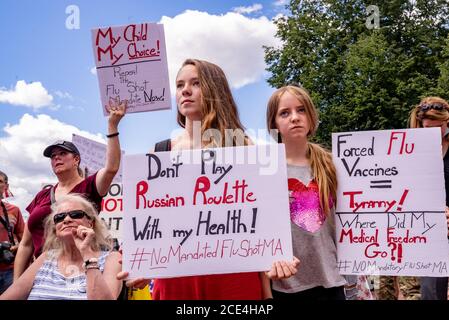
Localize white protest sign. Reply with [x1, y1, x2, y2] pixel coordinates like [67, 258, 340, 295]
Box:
[332, 128, 449, 276]
[72, 134, 123, 183]
[122, 145, 293, 278]
[99, 183, 123, 242]
[91, 23, 171, 115]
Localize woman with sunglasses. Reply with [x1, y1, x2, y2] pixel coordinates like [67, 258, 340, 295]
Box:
[0, 194, 122, 300]
[13, 100, 126, 280]
[409, 96, 449, 300]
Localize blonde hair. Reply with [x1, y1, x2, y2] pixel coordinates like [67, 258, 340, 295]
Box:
[176, 59, 250, 147]
[266, 85, 337, 215]
[408, 96, 449, 128]
[43, 194, 112, 255]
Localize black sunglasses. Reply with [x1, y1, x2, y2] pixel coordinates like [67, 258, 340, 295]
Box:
[53, 210, 90, 224]
[418, 103, 446, 112]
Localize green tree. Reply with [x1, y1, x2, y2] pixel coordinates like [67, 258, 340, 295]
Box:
[265, 0, 449, 146]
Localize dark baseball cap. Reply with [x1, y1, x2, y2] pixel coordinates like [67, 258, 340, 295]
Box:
[43, 140, 81, 158]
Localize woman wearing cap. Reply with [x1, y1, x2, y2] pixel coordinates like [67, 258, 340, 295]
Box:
[13, 100, 126, 280]
[409, 96, 449, 300]
[1, 194, 122, 300]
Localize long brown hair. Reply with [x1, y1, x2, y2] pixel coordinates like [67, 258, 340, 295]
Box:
[408, 96, 449, 128]
[176, 59, 250, 147]
[266, 85, 337, 215]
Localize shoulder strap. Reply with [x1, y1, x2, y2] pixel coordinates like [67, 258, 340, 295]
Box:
[50, 186, 56, 205]
[154, 139, 171, 152]
[0, 201, 15, 244]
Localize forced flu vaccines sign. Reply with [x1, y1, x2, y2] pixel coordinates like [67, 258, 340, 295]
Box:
[333, 128, 449, 277]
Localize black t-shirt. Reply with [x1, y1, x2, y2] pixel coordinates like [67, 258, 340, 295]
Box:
[444, 151, 449, 206]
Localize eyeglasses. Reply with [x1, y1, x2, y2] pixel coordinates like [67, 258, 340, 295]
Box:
[53, 210, 90, 224]
[418, 103, 447, 112]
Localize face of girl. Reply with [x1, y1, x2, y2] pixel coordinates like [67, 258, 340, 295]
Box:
[50, 147, 79, 175]
[176, 64, 202, 121]
[54, 201, 92, 239]
[275, 91, 311, 142]
[422, 118, 449, 139]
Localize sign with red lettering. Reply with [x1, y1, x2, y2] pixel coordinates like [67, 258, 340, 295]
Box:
[99, 183, 123, 242]
[333, 128, 449, 276]
[122, 145, 293, 278]
[72, 134, 124, 183]
[91, 23, 171, 115]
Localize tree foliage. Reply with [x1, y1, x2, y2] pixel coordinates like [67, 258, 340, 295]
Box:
[265, 0, 449, 146]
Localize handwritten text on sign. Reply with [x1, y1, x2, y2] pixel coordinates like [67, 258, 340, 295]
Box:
[332, 128, 449, 276]
[122, 145, 293, 278]
[91, 23, 171, 115]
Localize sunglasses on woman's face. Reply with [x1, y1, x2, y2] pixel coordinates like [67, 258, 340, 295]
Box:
[53, 210, 90, 224]
[419, 103, 446, 112]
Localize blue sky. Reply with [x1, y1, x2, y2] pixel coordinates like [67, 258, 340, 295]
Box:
[0, 0, 288, 209]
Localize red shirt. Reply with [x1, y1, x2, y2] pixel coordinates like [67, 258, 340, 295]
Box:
[26, 173, 102, 257]
[0, 201, 25, 271]
[153, 273, 263, 300]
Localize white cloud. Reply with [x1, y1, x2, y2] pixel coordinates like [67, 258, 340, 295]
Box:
[54, 90, 73, 100]
[160, 10, 280, 91]
[90, 67, 97, 75]
[273, 0, 288, 6]
[0, 114, 104, 212]
[233, 4, 263, 14]
[0, 80, 53, 109]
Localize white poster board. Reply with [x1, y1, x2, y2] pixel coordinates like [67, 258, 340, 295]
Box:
[332, 128, 449, 276]
[99, 183, 123, 242]
[122, 145, 293, 278]
[72, 134, 123, 183]
[91, 22, 171, 115]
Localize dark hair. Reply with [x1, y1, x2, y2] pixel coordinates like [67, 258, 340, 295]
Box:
[0, 170, 8, 183]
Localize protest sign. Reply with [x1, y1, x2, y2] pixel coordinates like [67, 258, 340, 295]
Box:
[91, 22, 171, 115]
[333, 128, 449, 276]
[72, 133, 123, 183]
[99, 182, 123, 242]
[122, 145, 293, 278]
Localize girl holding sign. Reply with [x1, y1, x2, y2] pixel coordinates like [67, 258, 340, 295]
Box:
[409, 96, 449, 300]
[266, 85, 347, 300]
[13, 100, 126, 280]
[118, 59, 299, 300]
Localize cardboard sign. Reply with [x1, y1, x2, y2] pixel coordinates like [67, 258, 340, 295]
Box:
[99, 183, 123, 242]
[122, 145, 293, 278]
[72, 133, 123, 183]
[332, 128, 449, 276]
[91, 23, 171, 115]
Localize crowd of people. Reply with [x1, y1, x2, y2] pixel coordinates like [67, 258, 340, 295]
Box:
[0, 59, 448, 300]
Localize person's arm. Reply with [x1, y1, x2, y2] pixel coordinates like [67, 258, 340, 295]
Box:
[1, 252, 46, 299]
[116, 271, 151, 289]
[73, 225, 122, 299]
[13, 224, 34, 280]
[259, 272, 273, 299]
[85, 251, 123, 300]
[96, 99, 126, 196]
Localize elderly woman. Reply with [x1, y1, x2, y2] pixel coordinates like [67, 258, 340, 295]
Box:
[0, 194, 122, 300]
[14, 100, 125, 279]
